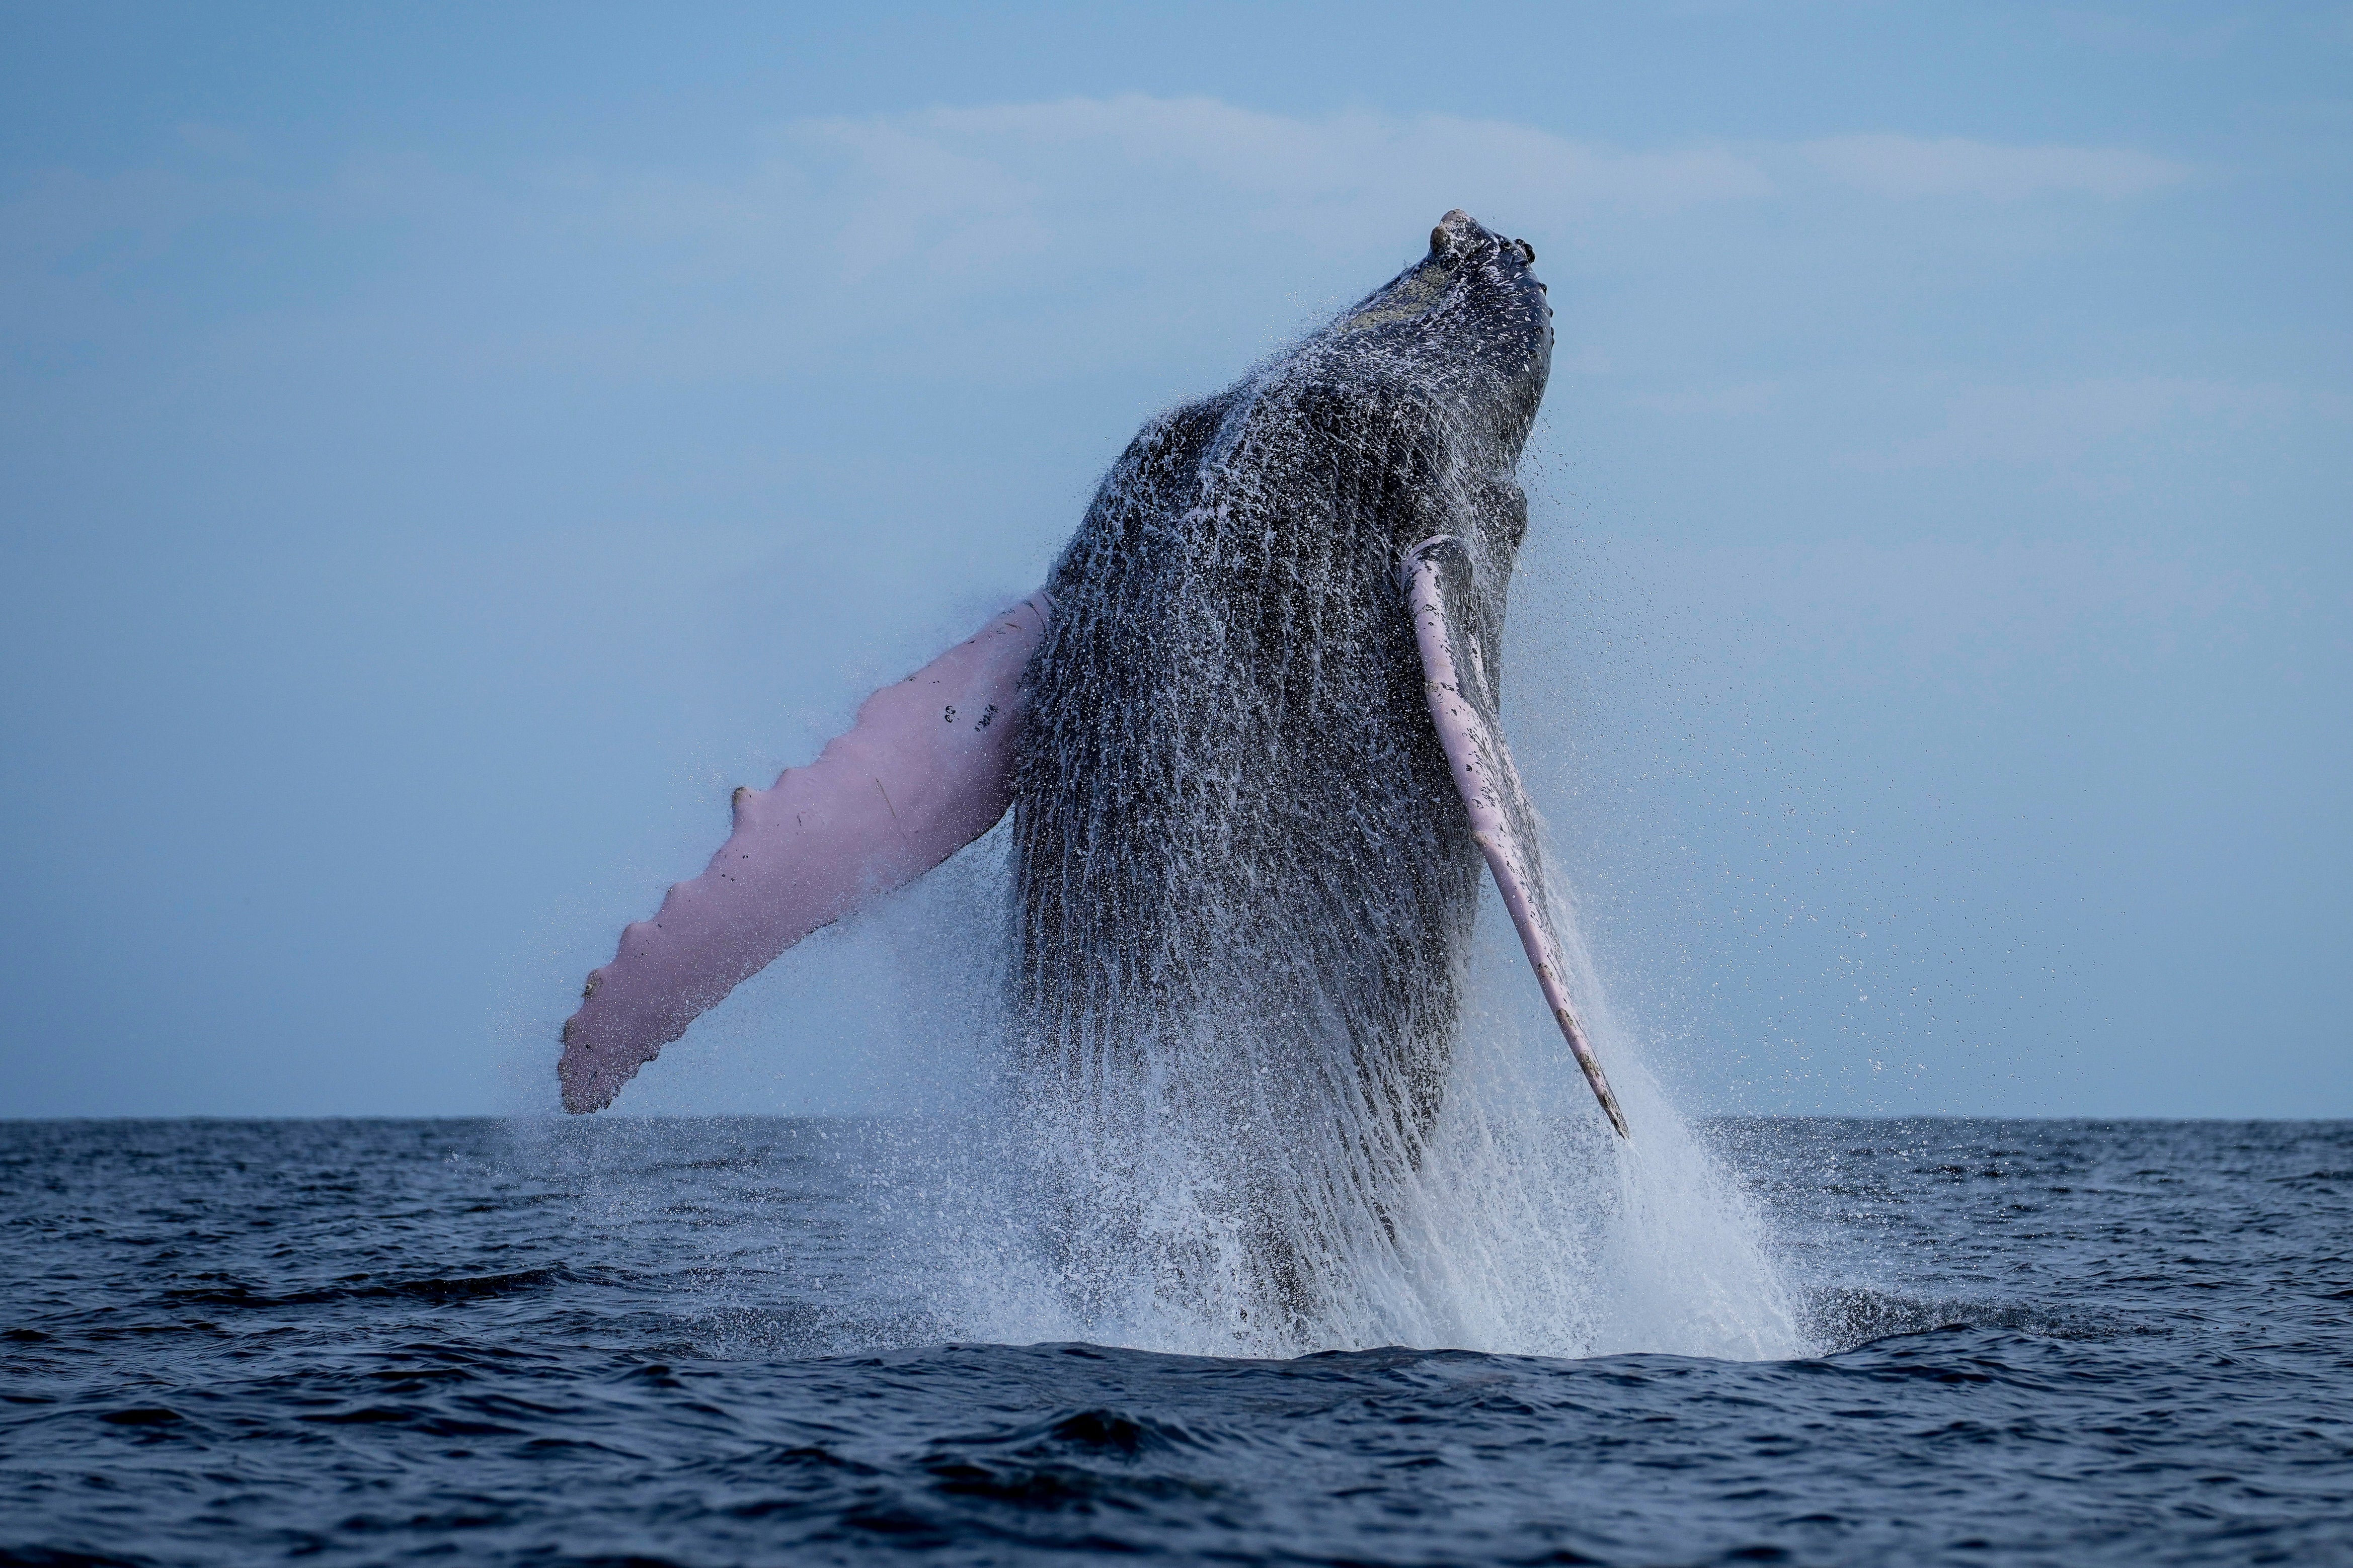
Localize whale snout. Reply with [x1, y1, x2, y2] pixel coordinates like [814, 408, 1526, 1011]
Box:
[1430, 209, 1536, 266]
[1429, 209, 1484, 257]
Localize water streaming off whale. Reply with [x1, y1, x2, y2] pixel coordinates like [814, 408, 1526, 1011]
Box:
[772, 814, 1807, 1363]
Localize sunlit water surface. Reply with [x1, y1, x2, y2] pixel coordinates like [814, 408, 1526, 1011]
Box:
[4, 1117, 2349, 1565]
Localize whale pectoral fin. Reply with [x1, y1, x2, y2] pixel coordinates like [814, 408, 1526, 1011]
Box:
[1398, 538, 1629, 1138]
[557, 594, 1053, 1114]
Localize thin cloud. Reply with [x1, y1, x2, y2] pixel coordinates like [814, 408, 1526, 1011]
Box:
[1802, 134, 2191, 200]
[597, 94, 1777, 292]
[901, 95, 1777, 216]
[2, 96, 2205, 394]
[537, 97, 1785, 380]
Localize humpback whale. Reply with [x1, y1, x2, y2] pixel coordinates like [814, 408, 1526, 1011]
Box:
[557, 210, 1625, 1160]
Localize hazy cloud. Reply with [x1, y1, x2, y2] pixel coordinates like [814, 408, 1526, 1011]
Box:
[598, 96, 1781, 292]
[0, 92, 2231, 453]
[3, 96, 2201, 390]
[1802, 134, 2191, 200]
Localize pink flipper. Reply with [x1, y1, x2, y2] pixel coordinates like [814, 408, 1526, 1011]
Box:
[558, 595, 1053, 1113]
[1400, 537, 1630, 1138]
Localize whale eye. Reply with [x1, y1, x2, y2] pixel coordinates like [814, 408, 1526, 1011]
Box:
[1513, 238, 1536, 264]
[1430, 225, 1450, 256]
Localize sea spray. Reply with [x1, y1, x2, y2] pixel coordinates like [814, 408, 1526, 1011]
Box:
[917, 846, 1807, 1361]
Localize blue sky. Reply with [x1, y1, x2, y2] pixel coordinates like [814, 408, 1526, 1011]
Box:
[2, 2, 2346, 1118]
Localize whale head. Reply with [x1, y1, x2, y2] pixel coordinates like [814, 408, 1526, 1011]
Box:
[1187, 209, 1555, 583]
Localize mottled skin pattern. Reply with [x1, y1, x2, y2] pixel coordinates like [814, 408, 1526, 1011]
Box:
[1010, 212, 1554, 1185]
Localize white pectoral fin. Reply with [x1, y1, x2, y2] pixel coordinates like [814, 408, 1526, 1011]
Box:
[557, 594, 1052, 1114]
[1399, 536, 1629, 1139]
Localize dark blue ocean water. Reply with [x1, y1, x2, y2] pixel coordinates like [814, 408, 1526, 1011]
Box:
[4, 1117, 2348, 1566]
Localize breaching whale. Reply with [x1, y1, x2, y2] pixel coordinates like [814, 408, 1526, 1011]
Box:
[557, 210, 1626, 1151]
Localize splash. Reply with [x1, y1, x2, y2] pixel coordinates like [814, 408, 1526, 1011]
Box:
[891, 843, 1808, 1363]
[782, 807, 1807, 1361]
[524, 772, 1809, 1362]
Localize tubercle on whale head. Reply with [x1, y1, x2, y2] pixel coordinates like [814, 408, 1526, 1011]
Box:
[1429, 207, 1534, 266]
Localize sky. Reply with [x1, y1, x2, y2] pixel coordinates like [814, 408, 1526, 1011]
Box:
[1, 2, 2346, 1120]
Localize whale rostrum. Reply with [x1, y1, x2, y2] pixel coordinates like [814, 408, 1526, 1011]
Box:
[557, 209, 1626, 1140]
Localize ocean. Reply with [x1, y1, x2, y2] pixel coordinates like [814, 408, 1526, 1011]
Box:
[3, 1116, 2348, 1565]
